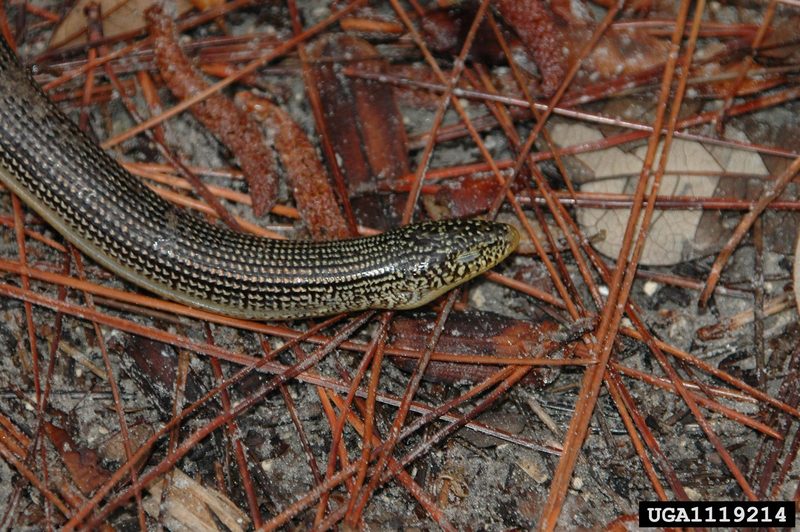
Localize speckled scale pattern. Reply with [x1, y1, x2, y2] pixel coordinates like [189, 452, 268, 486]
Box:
[0, 35, 518, 319]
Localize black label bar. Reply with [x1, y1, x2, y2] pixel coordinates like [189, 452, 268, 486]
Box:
[639, 501, 795, 528]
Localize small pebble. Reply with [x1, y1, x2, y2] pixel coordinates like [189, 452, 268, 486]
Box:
[643, 280, 660, 296]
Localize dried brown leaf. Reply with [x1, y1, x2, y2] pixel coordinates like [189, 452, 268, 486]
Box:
[44, 422, 111, 495]
[388, 311, 562, 386]
[495, 0, 568, 95]
[587, 28, 671, 79]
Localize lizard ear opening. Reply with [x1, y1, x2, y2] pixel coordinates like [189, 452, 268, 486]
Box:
[455, 248, 481, 265]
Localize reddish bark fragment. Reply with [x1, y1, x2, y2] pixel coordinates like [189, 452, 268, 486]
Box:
[236, 92, 350, 240]
[45, 422, 111, 495]
[419, 4, 506, 65]
[495, 0, 568, 96]
[306, 34, 410, 193]
[388, 311, 564, 387]
[307, 40, 370, 191]
[146, 7, 276, 215]
[351, 54, 411, 185]
[425, 176, 502, 219]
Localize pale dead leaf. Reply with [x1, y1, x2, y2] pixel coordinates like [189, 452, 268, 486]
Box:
[144, 469, 250, 532]
[550, 122, 768, 266]
[50, 0, 194, 49]
[517, 453, 549, 484]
